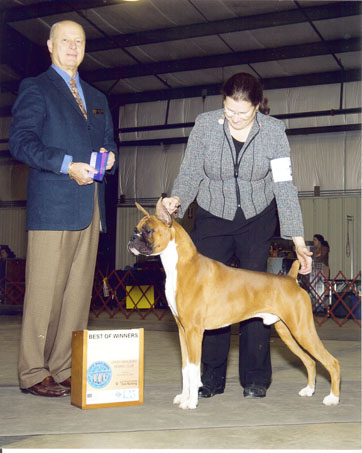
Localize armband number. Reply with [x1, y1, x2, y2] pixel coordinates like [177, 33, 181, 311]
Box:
[271, 157, 293, 182]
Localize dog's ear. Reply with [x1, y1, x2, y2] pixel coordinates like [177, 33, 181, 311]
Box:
[135, 202, 150, 217]
[155, 197, 172, 227]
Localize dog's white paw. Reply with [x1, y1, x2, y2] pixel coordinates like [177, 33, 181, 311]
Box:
[323, 392, 339, 406]
[299, 385, 315, 397]
[179, 398, 198, 410]
[173, 393, 187, 405]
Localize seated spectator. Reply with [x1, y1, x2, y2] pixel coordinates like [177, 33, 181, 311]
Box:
[0, 246, 16, 301]
[313, 234, 330, 278]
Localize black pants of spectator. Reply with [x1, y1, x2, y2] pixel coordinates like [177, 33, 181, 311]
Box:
[190, 200, 278, 389]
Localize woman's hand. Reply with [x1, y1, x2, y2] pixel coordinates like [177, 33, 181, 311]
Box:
[293, 236, 313, 275]
[162, 196, 180, 214]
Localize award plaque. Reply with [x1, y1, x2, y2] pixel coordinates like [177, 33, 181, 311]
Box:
[71, 329, 144, 409]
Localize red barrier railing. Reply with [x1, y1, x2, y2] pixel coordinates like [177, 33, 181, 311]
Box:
[1, 269, 360, 327]
[0, 276, 25, 305]
[298, 270, 361, 327]
[90, 267, 169, 320]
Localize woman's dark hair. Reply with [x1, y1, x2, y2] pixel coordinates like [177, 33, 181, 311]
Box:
[221, 72, 270, 115]
[0, 245, 15, 259]
[313, 234, 329, 249]
[314, 234, 324, 243]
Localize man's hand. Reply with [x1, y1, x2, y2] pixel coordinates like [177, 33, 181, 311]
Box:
[100, 147, 115, 170]
[68, 162, 97, 186]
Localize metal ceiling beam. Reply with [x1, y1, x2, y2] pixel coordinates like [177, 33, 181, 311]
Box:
[118, 108, 362, 133]
[1, 0, 125, 20]
[117, 124, 361, 147]
[108, 69, 361, 107]
[85, 37, 361, 82]
[1, 1, 360, 94]
[85, 1, 361, 51]
[3, 37, 359, 96]
[3, 1, 359, 49]
[1, 121, 359, 153]
[1, 68, 359, 112]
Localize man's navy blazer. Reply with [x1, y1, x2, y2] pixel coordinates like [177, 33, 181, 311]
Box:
[9, 67, 118, 232]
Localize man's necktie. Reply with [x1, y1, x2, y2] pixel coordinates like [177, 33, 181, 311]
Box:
[70, 79, 87, 119]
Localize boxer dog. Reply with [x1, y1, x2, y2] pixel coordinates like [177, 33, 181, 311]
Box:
[128, 198, 340, 410]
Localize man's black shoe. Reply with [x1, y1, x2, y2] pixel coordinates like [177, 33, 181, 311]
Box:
[243, 384, 267, 398]
[198, 384, 225, 398]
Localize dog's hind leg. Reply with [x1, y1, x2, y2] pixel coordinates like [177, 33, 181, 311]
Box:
[280, 294, 340, 406]
[274, 320, 317, 397]
[286, 317, 340, 406]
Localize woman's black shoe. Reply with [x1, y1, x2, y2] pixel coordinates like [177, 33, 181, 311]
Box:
[198, 384, 225, 398]
[243, 384, 267, 398]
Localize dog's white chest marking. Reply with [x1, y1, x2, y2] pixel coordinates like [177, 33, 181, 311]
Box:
[160, 239, 178, 317]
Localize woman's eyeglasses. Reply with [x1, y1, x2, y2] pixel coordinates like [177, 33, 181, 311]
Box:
[224, 105, 256, 119]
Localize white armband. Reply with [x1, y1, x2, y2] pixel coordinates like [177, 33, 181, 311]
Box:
[271, 157, 293, 182]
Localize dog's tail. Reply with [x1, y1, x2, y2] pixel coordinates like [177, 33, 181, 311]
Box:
[288, 260, 300, 280]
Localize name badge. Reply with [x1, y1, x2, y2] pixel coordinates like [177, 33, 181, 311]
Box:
[92, 109, 104, 115]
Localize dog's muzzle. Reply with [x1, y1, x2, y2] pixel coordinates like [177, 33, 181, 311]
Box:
[128, 229, 153, 256]
[127, 241, 140, 256]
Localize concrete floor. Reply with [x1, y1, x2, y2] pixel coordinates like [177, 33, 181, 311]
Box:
[0, 310, 360, 450]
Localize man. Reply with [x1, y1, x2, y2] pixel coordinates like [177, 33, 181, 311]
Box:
[9, 20, 118, 397]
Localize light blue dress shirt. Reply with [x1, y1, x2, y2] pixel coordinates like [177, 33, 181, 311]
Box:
[51, 64, 88, 174]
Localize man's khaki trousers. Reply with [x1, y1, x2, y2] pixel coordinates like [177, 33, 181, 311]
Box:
[18, 187, 100, 389]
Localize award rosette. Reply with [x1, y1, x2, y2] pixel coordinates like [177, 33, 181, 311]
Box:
[71, 329, 144, 409]
[89, 151, 109, 181]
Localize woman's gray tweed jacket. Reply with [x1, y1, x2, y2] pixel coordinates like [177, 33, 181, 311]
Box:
[171, 109, 304, 239]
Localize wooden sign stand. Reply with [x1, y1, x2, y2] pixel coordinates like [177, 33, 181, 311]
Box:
[71, 328, 144, 409]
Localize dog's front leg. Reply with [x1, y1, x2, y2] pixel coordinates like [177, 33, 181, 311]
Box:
[176, 328, 203, 410]
[178, 360, 201, 410]
[173, 322, 191, 406]
[174, 359, 201, 409]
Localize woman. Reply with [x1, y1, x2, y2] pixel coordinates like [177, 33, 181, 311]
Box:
[313, 234, 330, 278]
[0, 246, 15, 302]
[163, 73, 312, 399]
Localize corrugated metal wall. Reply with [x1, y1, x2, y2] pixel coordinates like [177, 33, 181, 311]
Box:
[114, 82, 361, 276]
[1, 82, 361, 276]
[300, 196, 361, 279]
[115, 206, 141, 271]
[4, 196, 359, 277]
[115, 196, 361, 278]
